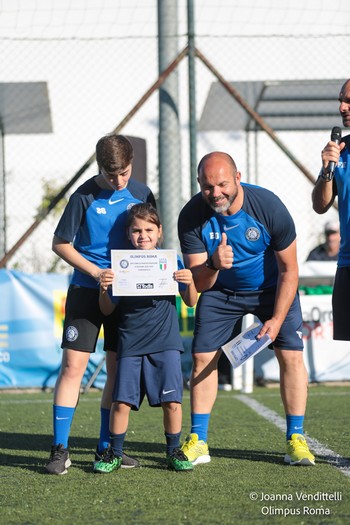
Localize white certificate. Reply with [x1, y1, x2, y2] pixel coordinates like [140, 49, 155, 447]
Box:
[221, 322, 272, 369]
[111, 249, 178, 296]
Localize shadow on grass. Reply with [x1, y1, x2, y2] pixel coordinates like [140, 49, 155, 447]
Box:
[210, 446, 284, 464]
[2, 432, 348, 473]
[0, 432, 170, 473]
[210, 445, 350, 468]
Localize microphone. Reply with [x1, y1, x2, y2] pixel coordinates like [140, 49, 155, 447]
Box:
[328, 126, 342, 175]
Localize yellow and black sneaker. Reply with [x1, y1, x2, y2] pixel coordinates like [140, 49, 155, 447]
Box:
[284, 434, 315, 466]
[180, 433, 211, 466]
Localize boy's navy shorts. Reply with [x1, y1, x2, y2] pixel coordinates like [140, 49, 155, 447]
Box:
[62, 284, 119, 353]
[113, 350, 183, 410]
[192, 287, 304, 353]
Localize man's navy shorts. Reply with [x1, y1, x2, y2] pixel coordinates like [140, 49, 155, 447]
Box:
[192, 287, 304, 353]
[113, 350, 183, 410]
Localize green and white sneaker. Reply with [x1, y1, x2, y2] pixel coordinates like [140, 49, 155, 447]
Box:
[93, 446, 122, 474]
[94, 446, 140, 469]
[167, 447, 193, 472]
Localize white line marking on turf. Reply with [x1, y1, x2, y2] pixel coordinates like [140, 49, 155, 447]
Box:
[0, 397, 101, 405]
[236, 395, 350, 478]
[245, 391, 350, 398]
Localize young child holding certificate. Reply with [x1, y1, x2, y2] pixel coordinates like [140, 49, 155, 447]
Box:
[94, 203, 198, 473]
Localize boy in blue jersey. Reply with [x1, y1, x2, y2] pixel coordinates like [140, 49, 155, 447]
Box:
[45, 135, 156, 475]
[94, 203, 197, 473]
[312, 78, 350, 341]
[178, 151, 315, 467]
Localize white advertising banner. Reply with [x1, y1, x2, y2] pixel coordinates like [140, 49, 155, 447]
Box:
[259, 293, 350, 382]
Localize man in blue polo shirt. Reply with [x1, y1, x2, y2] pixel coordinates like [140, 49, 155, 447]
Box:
[312, 78, 350, 341]
[178, 151, 315, 467]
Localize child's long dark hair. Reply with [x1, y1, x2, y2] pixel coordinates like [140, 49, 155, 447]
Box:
[126, 203, 163, 246]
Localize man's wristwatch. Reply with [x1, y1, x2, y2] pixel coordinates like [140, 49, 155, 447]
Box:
[205, 255, 218, 271]
[320, 168, 334, 182]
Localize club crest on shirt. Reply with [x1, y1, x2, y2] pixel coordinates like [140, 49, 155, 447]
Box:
[245, 227, 260, 242]
[66, 326, 78, 342]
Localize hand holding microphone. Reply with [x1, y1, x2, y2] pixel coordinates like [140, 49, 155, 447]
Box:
[321, 126, 342, 181]
[328, 126, 342, 176]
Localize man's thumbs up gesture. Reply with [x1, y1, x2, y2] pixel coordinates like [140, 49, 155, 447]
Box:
[211, 232, 234, 270]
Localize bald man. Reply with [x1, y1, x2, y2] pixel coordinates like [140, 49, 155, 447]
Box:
[178, 151, 314, 467]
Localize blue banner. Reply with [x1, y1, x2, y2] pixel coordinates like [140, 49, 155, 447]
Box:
[0, 269, 194, 389]
[2, 269, 350, 389]
[0, 270, 108, 389]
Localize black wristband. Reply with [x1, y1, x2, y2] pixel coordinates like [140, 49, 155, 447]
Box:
[319, 168, 334, 182]
[320, 172, 334, 182]
[205, 255, 218, 271]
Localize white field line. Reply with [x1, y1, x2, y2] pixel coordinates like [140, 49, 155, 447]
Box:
[0, 397, 100, 405]
[245, 391, 350, 398]
[236, 394, 350, 478]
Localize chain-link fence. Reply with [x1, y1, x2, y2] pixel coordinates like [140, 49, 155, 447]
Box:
[0, 0, 348, 272]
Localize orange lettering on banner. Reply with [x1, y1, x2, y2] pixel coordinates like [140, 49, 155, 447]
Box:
[302, 321, 333, 341]
[53, 290, 67, 339]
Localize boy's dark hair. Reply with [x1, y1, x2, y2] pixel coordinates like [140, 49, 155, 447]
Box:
[96, 134, 134, 173]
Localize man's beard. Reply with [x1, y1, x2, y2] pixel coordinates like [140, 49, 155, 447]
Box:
[208, 193, 236, 213]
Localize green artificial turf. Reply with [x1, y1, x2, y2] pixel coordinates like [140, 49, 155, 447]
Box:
[0, 386, 349, 525]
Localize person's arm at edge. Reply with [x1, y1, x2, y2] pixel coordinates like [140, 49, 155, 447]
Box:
[311, 173, 336, 214]
[311, 139, 345, 214]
